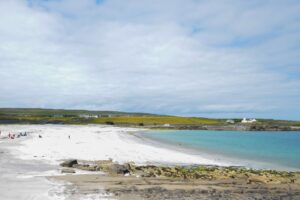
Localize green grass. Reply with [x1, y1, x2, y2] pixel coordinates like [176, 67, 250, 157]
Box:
[256, 119, 300, 127]
[90, 116, 222, 125]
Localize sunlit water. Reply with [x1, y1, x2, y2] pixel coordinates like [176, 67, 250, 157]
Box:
[143, 130, 300, 170]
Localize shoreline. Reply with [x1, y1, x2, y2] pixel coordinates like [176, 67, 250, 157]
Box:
[1, 124, 300, 199]
[136, 130, 300, 172]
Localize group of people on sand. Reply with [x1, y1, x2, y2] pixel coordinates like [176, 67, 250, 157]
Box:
[0, 130, 70, 140]
[0, 130, 28, 140]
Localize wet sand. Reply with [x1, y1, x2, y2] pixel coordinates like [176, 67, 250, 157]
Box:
[0, 135, 114, 200]
[0, 140, 63, 200]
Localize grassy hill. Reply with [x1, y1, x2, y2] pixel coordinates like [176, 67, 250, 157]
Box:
[0, 108, 221, 126]
[0, 108, 156, 117]
[0, 108, 299, 128]
[90, 116, 221, 125]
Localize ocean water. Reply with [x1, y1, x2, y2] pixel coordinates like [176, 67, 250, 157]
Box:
[143, 130, 300, 170]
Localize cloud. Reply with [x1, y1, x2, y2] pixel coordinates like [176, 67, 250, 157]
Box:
[0, 0, 300, 119]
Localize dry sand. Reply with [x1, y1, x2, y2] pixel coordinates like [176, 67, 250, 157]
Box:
[1, 124, 231, 166]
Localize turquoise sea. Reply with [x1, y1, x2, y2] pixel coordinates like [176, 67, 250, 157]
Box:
[143, 130, 300, 171]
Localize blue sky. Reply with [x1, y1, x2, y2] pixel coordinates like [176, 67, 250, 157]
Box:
[0, 0, 300, 120]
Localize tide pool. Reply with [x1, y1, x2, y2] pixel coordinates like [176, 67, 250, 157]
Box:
[143, 130, 300, 170]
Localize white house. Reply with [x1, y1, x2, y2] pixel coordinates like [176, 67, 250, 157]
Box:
[241, 118, 257, 123]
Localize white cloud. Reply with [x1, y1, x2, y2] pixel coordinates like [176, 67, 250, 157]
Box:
[0, 0, 299, 119]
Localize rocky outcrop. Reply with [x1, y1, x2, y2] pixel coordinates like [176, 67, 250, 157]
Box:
[248, 125, 295, 131]
[156, 124, 300, 131]
[110, 164, 130, 174]
[61, 168, 76, 173]
[60, 160, 300, 185]
[56, 160, 300, 200]
[247, 176, 270, 184]
[60, 159, 78, 167]
[94, 160, 130, 175]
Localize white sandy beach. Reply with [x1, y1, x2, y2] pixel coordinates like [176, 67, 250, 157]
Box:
[0, 124, 231, 200]
[1, 124, 230, 166]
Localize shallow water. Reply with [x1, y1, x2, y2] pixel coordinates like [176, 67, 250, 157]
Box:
[143, 130, 300, 170]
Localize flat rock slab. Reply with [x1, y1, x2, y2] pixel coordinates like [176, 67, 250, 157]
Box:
[51, 174, 300, 200]
[61, 169, 76, 174]
[60, 160, 78, 167]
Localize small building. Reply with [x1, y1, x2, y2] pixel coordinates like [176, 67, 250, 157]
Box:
[163, 123, 171, 127]
[241, 118, 257, 123]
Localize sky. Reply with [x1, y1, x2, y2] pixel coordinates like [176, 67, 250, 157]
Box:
[0, 0, 300, 120]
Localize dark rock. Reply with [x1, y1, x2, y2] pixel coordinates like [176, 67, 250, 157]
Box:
[124, 162, 136, 171]
[105, 121, 114, 125]
[77, 164, 97, 171]
[110, 164, 130, 174]
[60, 159, 78, 167]
[61, 169, 76, 173]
